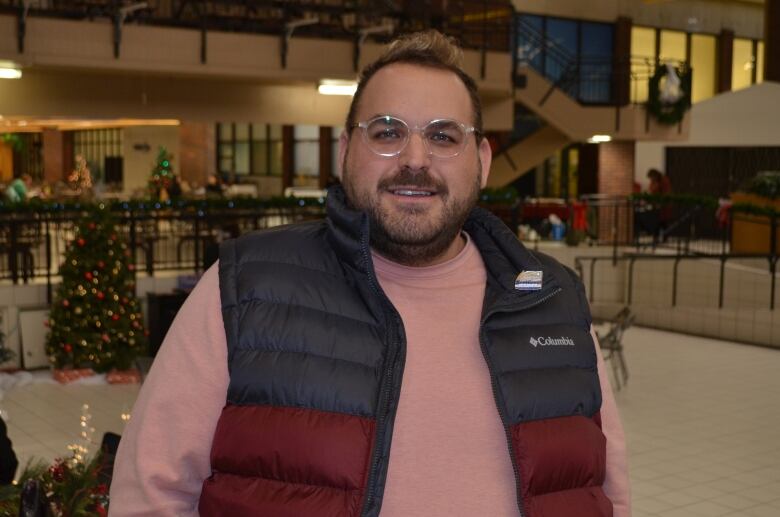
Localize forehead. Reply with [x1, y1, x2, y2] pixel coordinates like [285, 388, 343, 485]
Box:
[356, 63, 473, 125]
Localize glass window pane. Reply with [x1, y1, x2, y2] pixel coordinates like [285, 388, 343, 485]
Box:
[659, 30, 686, 63]
[270, 142, 283, 176]
[732, 38, 754, 91]
[631, 27, 657, 103]
[295, 125, 319, 140]
[580, 22, 614, 103]
[218, 123, 232, 142]
[757, 41, 765, 84]
[235, 123, 250, 141]
[545, 18, 577, 85]
[252, 141, 268, 175]
[269, 125, 282, 140]
[516, 14, 544, 72]
[690, 34, 717, 103]
[251, 123, 267, 141]
[235, 142, 250, 175]
[294, 141, 319, 177]
[219, 158, 233, 174]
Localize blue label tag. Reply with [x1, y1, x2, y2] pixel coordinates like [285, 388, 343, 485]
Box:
[515, 270, 543, 291]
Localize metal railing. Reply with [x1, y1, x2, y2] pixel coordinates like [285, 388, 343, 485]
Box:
[0, 204, 325, 300]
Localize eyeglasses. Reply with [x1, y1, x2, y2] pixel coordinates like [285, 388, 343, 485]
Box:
[351, 115, 477, 159]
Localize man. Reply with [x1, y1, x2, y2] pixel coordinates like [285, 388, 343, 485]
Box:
[4, 173, 32, 202]
[111, 31, 629, 516]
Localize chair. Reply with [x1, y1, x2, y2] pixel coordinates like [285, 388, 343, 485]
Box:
[596, 306, 634, 390]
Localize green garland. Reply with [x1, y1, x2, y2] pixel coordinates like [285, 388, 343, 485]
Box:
[647, 65, 692, 126]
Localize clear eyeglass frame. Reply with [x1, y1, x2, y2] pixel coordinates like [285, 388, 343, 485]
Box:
[351, 115, 477, 159]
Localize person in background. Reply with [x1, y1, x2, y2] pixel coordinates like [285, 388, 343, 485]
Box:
[647, 168, 673, 241]
[4, 174, 32, 203]
[0, 418, 18, 484]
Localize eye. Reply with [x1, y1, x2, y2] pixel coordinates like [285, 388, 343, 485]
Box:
[371, 128, 402, 140]
[425, 122, 463, 146]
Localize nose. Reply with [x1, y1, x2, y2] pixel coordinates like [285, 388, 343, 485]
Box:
[397, 131, 431, 172]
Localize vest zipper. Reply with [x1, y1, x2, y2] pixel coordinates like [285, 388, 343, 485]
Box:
[478, 286, 562, 517]
[360, 243, 405, 517]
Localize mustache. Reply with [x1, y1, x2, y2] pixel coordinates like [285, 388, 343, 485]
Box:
[377, 168, 448, 195]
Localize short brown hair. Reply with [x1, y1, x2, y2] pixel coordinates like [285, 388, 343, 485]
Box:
[345, 30, 483, 140]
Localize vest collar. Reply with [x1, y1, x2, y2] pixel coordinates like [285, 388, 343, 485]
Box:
[325, 184, 561, 304]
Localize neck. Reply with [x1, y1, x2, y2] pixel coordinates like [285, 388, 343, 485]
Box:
[373, 232, 467, 267]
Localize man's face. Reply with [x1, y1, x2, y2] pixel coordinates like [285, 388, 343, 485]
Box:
[339, 63, 492, 266]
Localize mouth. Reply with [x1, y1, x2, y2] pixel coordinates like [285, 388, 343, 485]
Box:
[386, 187, 437, 198]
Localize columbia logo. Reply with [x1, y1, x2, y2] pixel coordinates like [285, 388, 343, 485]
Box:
[530, 336, 575, 347]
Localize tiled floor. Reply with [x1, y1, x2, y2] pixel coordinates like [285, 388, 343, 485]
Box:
[2, 326, 780, 516]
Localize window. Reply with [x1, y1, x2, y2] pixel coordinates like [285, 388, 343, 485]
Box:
[217, 122, 283, 177]
[630, 27, 657, 103]
[72, 128, 123, 182]
[659, 30, 686, 63]
[293, 125, 319, 186]
[580, 22, 614, 103]
[756, 41, 765, 84]
[690, 34, 717, 103]
[516, 14, 615, 104]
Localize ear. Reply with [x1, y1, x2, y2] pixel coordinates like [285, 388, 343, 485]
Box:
[478, 136, 492, 188]
[337, 129, 350, 180]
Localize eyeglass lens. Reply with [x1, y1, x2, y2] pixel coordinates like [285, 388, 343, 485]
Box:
[364, 117, 467, 157]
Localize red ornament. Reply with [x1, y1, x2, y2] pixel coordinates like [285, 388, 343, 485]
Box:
[96, 291, 105, 300]
[88, 223, 96, 230]
[111, 314, 120, 321]
[63, 344, 72, 353]
[122, 297, 129, 304]
[102, 334, 110, 342]
[127, 264, 135, 271]
[85, 272, 93, 281]
[44, 319, 50, 328]
[98, 261, 105, 268]
[62, 300, 70, 307]
[49, 463, 65, 482]
[110, 234, 117, 240]
[77, 238, 86, 247]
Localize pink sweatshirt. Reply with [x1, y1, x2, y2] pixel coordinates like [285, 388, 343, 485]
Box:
[110, 238, 630, 516]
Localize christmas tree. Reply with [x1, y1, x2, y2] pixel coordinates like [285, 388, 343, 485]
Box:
[148, 147, 174, 199]
[46, 208, 147, 373]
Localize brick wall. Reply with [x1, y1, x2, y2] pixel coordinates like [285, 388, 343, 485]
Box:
[597, 141, 635, 243]
[178, 122, 215, 188]
[42, 129, 66, 184]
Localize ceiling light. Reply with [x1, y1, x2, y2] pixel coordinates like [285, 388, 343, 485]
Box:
[318, 80, 357, 96]
[0, 61, 21, 79]
[587, 134, 612, 143]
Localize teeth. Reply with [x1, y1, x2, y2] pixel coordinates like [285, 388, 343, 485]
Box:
[394, 190, 432, 197]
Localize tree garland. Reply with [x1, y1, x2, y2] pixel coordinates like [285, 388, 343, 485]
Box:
[647, 64, 692, 126]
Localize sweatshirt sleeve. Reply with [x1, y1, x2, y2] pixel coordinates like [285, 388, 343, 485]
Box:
[109, 263, 228, 516]
[592, 327, 631, 517]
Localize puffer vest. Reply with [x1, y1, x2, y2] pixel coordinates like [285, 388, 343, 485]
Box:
[199, 186, 611, 517]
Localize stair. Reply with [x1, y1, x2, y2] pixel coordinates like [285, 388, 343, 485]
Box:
[487, 125, 569, 187]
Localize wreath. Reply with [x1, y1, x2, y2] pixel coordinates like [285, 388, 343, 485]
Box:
[647, 64, 691, 126]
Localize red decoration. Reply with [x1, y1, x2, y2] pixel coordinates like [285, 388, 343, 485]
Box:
[98, 260, 105, 268]
[101, 334, 110, 342]
[88, 223, 96, 230]
[106, 369, 141, 384]
[44, 319, 50, 328]
[63, 344, 72, 353]
[111, 314, 120, 321]
[53, 368, 96, 384]
[96, 291, 105, 300]
[77, 238, 86, 247]
[85, 272, 93, 281]
[62, 300, 70, 307]
[127, 264, 135, 271]
[49, 464, 66, 483]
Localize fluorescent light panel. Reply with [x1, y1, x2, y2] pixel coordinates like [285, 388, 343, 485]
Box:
[318, 80, 357, 96]
[587, 134, 612, 143]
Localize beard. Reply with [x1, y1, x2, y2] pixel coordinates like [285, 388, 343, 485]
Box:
[342, 162, 482, 267]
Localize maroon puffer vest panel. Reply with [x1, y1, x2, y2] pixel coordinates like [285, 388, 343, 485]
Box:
[200, 405, 376, 516]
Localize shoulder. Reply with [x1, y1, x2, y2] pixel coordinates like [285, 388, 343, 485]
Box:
[527, 248, 591, 325]
[220, 219, 331, 267]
